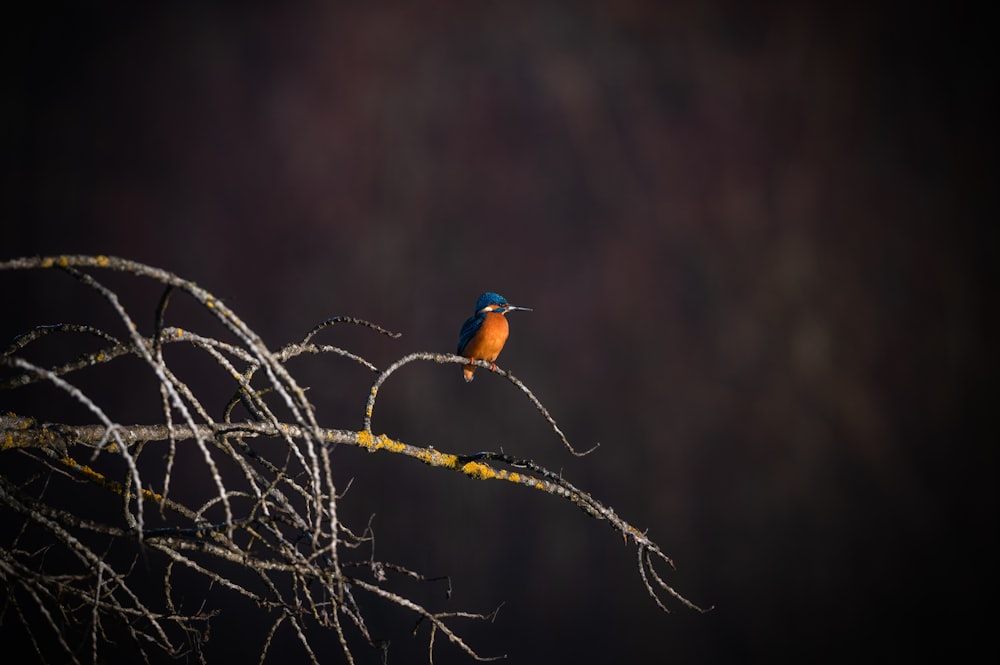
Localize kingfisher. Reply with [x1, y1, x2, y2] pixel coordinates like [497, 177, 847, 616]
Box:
[457, 292, 532, 382]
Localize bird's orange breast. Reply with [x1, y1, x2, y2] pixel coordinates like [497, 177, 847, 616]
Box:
[462, 312, 509, 362]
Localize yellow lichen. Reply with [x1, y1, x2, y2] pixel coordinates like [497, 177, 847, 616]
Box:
[142, 488, 162, 501]
[57, 255, 68, 267]
[415, 447, 458, 468]
[375, 434, 405, 453]
[461, 461, 496, 480]
[41, 257, 54, 268]
[95, 255, 110, 267]
[356, 432, 408, 455]
[61, 457, 164, 502]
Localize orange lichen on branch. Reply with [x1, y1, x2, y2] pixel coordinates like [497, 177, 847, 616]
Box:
[357, 430, 407, 455]
[350, 427, 555, 492]
[365, 387, 378, 420]
[460, 461, 494, 479]
[59, 455, 164, 503]
[459, 462, 532, 488]
[1, 415, 61, 451]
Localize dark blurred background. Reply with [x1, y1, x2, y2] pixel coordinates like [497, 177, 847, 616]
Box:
[2, 2, 995, 663]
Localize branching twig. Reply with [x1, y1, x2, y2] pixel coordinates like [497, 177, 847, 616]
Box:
[0, 255, 708, 664]
[362, 351, 598, 456]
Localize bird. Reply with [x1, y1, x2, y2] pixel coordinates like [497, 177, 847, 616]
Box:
[457, 292, 532, 382]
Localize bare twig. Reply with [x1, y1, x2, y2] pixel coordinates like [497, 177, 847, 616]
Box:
[0, 255, 707, 664]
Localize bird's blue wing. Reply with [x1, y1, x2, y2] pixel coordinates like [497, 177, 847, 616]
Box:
[457, 314, 482, 354]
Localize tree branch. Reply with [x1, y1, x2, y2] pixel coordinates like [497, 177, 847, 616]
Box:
[1, 255, 708, 664]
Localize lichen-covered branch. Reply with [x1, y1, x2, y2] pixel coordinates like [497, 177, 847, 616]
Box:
[0, 255, 708, 664]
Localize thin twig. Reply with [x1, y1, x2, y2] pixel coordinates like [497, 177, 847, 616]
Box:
[0, 255, 708, 665]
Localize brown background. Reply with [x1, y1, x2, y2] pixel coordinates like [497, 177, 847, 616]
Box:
[2, 2, 994, 663]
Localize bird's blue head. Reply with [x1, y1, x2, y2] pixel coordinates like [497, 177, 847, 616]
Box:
[472, 292, 532, 314]
[475, 292, 509, 312]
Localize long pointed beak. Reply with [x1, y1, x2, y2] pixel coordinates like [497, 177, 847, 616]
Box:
[505, 305, 532, 312]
